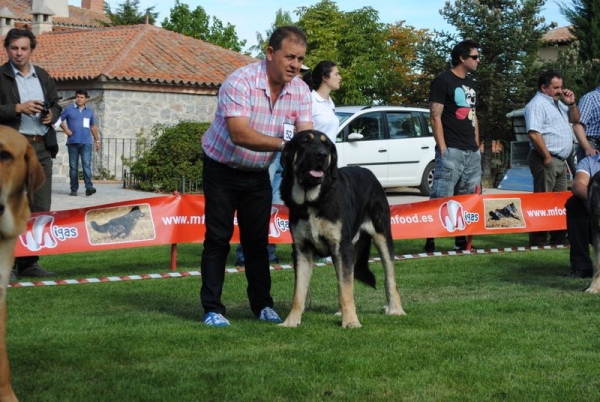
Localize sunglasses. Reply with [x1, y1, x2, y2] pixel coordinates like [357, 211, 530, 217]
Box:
[466, 55, 480, 60]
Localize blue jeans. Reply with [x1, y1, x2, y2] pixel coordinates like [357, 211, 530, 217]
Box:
[236, 153, 282, 263]
[200, 157, 274, 316]
[430, 147, 482, 199]
[67, 143, 93, 191]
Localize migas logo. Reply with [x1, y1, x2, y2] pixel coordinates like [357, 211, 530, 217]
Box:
[438, 200, 479, 233]
[19, 215, 78, 251]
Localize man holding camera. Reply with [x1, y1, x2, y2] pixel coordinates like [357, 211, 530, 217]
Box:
[60, 90, 100, 197]
[525, 69, 580, 247]
[0, 28, 62, 278]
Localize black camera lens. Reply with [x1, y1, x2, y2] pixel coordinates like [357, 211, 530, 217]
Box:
[41, 101, 50, 116]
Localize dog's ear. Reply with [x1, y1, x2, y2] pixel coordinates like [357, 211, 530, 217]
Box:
[281, 138, 294, 170]
[25, 143, 45, 204]
[328, 138, 339, 179]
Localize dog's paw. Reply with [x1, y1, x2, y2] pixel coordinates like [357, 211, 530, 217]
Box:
[342, 321, 362, 329]
[585, 286, 600, 294]
[384, 305, 407, 315]
[279, 317, 301, 328]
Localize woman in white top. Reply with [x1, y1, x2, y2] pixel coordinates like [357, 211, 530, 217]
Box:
[302, 60, 342, 143]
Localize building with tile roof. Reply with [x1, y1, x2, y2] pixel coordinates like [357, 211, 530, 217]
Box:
[540, 26, 575, 61]
[0, 1, 256, 182]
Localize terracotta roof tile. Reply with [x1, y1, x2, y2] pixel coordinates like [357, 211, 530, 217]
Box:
[0, 24, 256, 87]
[542, 26, 574, 45]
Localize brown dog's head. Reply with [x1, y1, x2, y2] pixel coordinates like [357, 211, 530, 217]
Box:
[0, 125, 45, 237]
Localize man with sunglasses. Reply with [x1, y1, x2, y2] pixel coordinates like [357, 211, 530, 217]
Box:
[425, 39, 481, 253]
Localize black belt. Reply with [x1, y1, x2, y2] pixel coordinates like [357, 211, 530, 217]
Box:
[21, 134, 45, 143]
[549, 153, 566, 161]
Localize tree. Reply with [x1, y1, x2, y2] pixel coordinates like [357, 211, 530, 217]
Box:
[558, 0, 600, 93]
[296, 1, 388, 105]
[248, 9, 295, 58]
[161, 0, 246, 52]
[381, 21, 430, 106]
[103, 0, 158, 26]
[425, 0, 554, 184]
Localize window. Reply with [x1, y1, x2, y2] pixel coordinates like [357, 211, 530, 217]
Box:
[347, 113, 384, 141]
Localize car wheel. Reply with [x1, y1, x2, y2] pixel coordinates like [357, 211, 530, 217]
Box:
[419, 161, 435, 196]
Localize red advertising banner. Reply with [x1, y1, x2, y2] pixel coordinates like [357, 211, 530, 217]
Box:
[15, 191, 571, 257]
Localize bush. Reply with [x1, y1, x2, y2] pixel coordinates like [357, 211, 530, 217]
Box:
[130, 121, 208, 192]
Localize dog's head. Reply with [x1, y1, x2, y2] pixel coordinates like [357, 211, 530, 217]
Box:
[280, 129, 338, 206]
[282, 129, 338, 186]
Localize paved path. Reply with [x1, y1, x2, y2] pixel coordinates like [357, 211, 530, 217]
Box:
[52, 181, 164, 211]
[51, 181, 529, 212]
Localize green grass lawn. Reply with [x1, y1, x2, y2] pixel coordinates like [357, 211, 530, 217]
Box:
[6, 235, 600, 401]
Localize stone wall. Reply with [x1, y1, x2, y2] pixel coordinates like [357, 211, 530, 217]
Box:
[53, 89, 217, 183]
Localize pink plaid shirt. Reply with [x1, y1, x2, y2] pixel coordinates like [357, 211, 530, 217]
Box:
[202, 59, 312, 170]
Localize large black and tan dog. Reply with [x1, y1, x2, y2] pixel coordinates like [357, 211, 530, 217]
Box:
[279, 130, 405, 328]
[0, 126, 45, 402]
[586, 171, 600, 293]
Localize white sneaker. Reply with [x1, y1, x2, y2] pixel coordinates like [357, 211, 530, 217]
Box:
[258, 307, 282, 323]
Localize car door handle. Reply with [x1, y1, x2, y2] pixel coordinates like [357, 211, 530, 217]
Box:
[421, 145, 430, 149]
[378, 149, 387, 153]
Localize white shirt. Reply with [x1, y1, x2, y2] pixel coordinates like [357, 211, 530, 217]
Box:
[311, 90, 338, 142]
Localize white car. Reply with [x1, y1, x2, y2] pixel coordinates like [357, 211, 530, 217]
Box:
[334, 105, 436, 195]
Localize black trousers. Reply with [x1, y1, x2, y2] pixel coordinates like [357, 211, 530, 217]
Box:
[200, 157, 274, 316]
[565, 195, 593, 273]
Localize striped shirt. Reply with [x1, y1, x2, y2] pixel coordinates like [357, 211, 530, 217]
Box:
[202, 59, 312, 170]
[578, 87, 600, 138]
[525, 91, 573, 159]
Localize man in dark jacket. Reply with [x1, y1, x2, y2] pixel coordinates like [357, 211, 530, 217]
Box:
[0, 28, 62, 278]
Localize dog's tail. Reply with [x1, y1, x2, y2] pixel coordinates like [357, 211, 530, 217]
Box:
[90, 221, 108, 233]
[354, 232, 376, 288]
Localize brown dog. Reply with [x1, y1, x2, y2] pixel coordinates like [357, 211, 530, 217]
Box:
[0, 126, 45, 402]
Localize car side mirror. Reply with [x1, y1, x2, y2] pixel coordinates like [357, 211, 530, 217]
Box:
[348, 133, 364, 141]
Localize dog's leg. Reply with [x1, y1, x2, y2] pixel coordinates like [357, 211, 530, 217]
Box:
[372, 233, 406, 316]
[0, 239, 18, 402]
[586, 230, 600, 293]
[280, 253, 313, 328]
[334, 245, 361, 328]
[336, 267, 360, 328]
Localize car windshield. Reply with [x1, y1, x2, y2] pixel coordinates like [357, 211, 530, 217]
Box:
[335, 111, 354, 125]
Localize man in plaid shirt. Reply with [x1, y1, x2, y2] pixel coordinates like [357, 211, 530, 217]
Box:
[573, 77, 600, 162]
[200, 26, 313, 327]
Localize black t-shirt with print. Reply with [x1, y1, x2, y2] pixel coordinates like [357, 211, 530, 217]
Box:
[429, 70, 478, 151]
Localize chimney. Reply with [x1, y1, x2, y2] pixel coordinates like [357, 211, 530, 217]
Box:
[32, 0, 68, 18]
[30, 5, 54, 36]
[81, 0, 105, 14]
[0, 7, 16, 37]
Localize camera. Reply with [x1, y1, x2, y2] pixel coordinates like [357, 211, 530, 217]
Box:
[41, 101, 50, 116]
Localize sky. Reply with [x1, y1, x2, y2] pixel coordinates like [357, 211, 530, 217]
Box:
[70, 0, 570, 51]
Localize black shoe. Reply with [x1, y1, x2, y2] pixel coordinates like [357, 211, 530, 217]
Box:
[269, 258, 280, 265]
[566, 269, 593, 279]
[424, 238, 435, 253]
[234, 259, 245, 267]
[86, 187, 97, 196]
[69, 191, 77, 196]
[18, 263, 56, 277]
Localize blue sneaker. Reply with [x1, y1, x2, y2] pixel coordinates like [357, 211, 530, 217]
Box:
[203, 312, 230, 327]
[258, 307, 282, 323]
